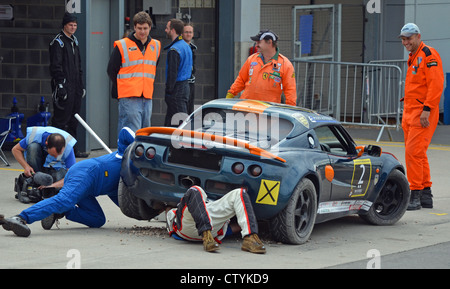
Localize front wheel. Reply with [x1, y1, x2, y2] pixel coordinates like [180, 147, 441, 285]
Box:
[359, 169, 410, 225]
[270, 178, 317, 245]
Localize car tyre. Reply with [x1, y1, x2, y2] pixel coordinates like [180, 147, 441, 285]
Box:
[118, 180, 160, 220]
[359, 169, 410, 225]
[270, 178, 317, 245]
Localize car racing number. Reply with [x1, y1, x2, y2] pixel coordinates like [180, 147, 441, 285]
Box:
[350, 159, 372, 197]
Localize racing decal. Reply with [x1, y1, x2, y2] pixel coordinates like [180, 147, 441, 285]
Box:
[256, 179, 280, 206]
[317, 200, 373, 214]
[350, 159, 372, 198]
[292, 113, 310, 129]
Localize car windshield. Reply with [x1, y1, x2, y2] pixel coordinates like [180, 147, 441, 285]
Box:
[180, 108, 294, 148]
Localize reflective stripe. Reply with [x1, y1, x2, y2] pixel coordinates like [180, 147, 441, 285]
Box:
[117, 73, 156, 79]
[27, 127, 38, 145]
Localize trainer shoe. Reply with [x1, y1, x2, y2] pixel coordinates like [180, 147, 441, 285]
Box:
[421, 187, 433, 209]
[41, 213, 63, 230]
[202, 230, 220, 252]
[2, 216, 31, 237]
[242, 234, 266, 254]
[0, 214, 5, 225]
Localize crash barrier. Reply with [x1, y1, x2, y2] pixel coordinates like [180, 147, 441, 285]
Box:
[292, 59, 404, 141]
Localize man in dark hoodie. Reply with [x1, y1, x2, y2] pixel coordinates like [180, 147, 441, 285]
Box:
[107, 11, 161, 134]
[49, 12, 89, 158]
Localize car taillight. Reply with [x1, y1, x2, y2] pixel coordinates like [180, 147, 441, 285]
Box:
[232, 162, 244, 174]
[249, 165, 262, 177]
[135, 145, 144, 157]
[146, 147, 156, 159]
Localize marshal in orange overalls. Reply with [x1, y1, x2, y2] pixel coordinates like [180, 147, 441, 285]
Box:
[227, 51, 297, 106]
[402, 41, 444, 191]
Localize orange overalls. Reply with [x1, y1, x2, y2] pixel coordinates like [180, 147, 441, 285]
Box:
[402, 42, 444, 191]
[228, 51, 297, 106]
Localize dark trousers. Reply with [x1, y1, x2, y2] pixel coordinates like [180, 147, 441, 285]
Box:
[164, 80, 190, 127]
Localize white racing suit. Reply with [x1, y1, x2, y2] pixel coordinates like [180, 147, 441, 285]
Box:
[166, 186, 258, 242]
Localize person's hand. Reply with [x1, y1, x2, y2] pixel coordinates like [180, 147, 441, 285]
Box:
[226, 93, 235, 99]
[24, 166, 35, 178]
[56, 84, 67, 101]
[420, 110, 430, 128]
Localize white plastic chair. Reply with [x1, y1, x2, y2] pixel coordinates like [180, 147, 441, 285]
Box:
[0, 116, 16, 166]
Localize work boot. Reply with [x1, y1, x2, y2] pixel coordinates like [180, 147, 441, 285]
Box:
[421, 187, 433, 209]
[407, 190, 422, 211]
[202, 230, 219, 252]
[242, 234, 266, 254]
[41, 213, 64, 230]
[2, 216, 31, 237]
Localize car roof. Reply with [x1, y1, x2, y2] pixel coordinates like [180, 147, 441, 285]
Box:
[198, 99, 339, 134]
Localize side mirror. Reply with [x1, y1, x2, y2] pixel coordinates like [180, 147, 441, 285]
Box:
[355, 145, 382, 157]
[365, 145, 382, 157]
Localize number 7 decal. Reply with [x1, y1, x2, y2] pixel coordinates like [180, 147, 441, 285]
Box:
[350, 159, 372, 197]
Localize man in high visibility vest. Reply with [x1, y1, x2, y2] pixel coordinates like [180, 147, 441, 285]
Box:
[226, 30, 297, 106]
[108, 12, 161, 134]
[399, 23, 444, 210]
[12, 126, 76, 179]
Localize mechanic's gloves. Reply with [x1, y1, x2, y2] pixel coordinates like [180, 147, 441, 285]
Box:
[56, 83, 67, 101]
[226, 92, 235, 99]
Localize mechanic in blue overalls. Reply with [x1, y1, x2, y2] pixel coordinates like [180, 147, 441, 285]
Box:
[1, 127, 135, 237]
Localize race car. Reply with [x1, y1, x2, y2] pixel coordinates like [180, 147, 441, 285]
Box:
[119, 99, 410, 245]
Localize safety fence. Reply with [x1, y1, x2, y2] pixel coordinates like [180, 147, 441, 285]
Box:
[293, 59, 405, 141]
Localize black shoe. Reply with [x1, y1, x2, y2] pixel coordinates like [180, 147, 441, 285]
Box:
[421, 187, 433, 209]
[75, 151, 90, 158]
[407, 190, 422, 211]
[0, 214, 5, 225]
[2, 216, 31, 237]
[41, 213, 63, 230]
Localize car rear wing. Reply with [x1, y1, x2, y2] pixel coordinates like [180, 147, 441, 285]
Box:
[136, 127, 286, 163]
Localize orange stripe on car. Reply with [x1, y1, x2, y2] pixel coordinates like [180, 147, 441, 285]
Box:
[136, 127, 286, 163]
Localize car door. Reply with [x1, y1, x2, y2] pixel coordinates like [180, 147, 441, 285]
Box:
[314, 125, 376, 201]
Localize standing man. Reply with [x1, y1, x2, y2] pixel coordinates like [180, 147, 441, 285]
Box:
[182, 22, 198, 114]
[49, 12, 89, 158]
[226, 29, 297, 106]
[108, 12, 161, 134]
[399, 23, 444, 210]
[164, 19, 193, 127]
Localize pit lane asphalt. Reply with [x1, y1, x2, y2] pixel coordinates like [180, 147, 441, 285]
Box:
[0, 125, 449, 269]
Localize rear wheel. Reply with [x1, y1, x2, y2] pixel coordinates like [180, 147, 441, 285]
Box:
[359, 170, 410, 225]
[118, 180, 160, 220]
[270, 178, 317, 245]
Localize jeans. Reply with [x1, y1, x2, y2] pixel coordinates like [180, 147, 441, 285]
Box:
[118, 97, 152, 134]
[26, 143, 67, 182]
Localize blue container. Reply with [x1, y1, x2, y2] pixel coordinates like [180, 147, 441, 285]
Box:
[26, 97, 51, 127]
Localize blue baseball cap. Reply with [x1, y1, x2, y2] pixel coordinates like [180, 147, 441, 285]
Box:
[399, 23, 421, 38]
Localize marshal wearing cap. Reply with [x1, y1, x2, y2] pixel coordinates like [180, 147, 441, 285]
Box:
[398, 23, 421, 38]
[250, 29, 279, 42]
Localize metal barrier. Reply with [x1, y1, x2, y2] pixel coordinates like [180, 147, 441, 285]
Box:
[293, 59, 404, 141]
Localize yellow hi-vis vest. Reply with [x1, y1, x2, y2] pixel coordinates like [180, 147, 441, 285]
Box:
[114, 37, 161, 99]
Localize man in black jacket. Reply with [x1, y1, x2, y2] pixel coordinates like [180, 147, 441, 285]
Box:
[49, 12, 89, 158]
